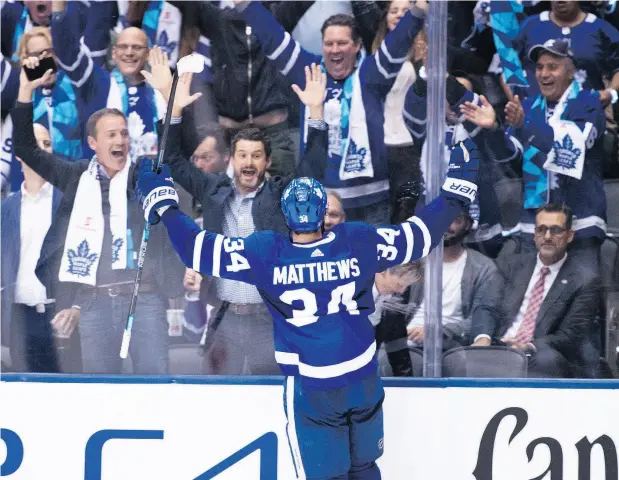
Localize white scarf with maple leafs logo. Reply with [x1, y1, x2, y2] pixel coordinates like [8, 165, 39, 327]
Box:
[59, 158, 131, 286]
[338, 69, 373, 181]
[542, 80, 589, 181]
[109, 69, 166, 159]
[306, 64, 373, 181]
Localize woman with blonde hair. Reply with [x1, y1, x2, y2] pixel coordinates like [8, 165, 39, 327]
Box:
[372, 0, 426, 207]
[14, 27, 86, 160]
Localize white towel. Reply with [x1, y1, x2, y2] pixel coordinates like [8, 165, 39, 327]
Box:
[59, 158, 131, 285]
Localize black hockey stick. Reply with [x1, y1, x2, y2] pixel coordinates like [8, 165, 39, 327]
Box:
[120, 55, 204, 359]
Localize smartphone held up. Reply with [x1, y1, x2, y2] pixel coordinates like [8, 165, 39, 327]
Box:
[24, 55, 57, 82]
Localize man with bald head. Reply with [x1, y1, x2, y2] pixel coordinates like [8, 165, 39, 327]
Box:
[112, 28, 150, 85]
[50, 2, 165, 158]
[107, 26, 166, 157]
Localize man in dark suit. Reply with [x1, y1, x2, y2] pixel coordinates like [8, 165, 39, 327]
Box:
[0, 125, 80, 372]
[12, 64, 185, 375]
[496, 203, 601, 378]
[1, 144, 61, 372]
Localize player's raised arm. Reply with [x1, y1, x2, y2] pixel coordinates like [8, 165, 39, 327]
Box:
[135, 160, 258, 285]
[375, 138, 480, 271]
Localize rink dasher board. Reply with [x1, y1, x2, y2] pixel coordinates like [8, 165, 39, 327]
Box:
[1, 375, 618, 480]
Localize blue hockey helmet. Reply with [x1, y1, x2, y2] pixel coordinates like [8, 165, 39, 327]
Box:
[281, 177, 328, 233]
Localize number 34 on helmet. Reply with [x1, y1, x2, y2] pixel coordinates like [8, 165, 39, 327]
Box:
[281, 177, 328, 233]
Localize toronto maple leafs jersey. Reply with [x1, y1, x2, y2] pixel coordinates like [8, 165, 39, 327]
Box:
[238, 1, 426, 209]
[514, 11, 619, 97]
[162, 194, 464, 389]
[484, 89, 606, 238]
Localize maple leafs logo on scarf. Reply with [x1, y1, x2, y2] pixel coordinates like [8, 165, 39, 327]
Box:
[343, 140, 367, 174]
[157, 31, 178, 57]
[67, 240, 98, 277]
[551, 135, 581, 170]
[112, 237, 124, 264]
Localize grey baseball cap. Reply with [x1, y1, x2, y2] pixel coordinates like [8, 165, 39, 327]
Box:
[528, 38, 574, 62]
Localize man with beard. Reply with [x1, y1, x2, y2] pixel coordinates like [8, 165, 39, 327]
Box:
[145, 52, 329, 375]
[230, 0, 428, 225]
[405, 210, 502, 351]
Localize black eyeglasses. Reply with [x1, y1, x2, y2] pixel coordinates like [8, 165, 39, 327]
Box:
[535, 225, 567, 236]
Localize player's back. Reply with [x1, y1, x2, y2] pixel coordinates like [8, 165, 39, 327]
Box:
[246, 222, 380, 390]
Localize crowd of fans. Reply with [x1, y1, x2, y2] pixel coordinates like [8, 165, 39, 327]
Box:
[2, 0, 619, 380]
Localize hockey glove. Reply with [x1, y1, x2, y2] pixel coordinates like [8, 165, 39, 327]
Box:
[441, 138, 480, 206]
[136, 161, 179, 225]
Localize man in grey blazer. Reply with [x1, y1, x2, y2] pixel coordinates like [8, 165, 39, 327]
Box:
[495, 204, 602, 378]
[404, 210, 503, 351]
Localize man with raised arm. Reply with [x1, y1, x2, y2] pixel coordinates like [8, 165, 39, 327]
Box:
[228, 0, 428, 225]
[135, 64, 480, 480]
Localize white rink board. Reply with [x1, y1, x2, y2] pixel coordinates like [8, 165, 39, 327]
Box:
[1, 378, 618, 479]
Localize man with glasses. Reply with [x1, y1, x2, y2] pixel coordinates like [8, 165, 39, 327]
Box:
[190, 125, 229, 175]
[176, 123, 230, 218]
[494, 203, 601, 378]
[50, 2, 165, 158]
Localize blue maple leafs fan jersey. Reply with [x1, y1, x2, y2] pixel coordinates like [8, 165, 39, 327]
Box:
[162, 195, 462, 390]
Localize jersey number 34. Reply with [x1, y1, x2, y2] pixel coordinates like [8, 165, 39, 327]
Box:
[280, 282, 359, 327]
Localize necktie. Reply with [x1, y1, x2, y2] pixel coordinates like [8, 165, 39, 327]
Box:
[514, 266, 550, 344]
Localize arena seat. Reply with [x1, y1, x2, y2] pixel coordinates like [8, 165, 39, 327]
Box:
[442, 346, 528, 378]
[604, 179, 619, 236]
[601, 235, 619, 377]
[377, 346, 424, 377]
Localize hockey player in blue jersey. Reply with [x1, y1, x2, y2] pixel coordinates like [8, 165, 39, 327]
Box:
[135, 70, 480, 480]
